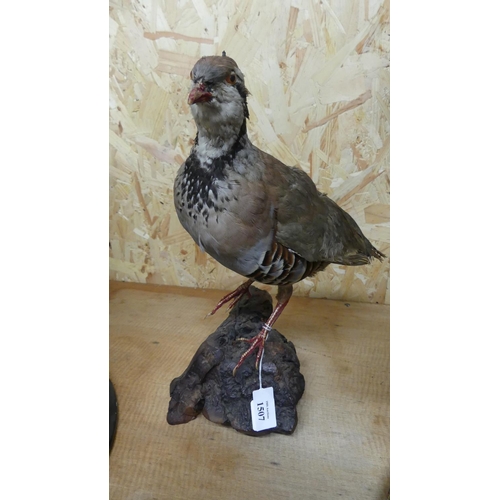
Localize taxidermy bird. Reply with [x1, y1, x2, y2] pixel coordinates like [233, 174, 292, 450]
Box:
[174, 53, 385, 375]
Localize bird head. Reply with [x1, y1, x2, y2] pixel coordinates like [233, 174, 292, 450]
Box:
[188, 55, 249, 138]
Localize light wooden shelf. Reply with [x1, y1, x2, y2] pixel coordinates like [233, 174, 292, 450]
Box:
[109, 281, 389, 499]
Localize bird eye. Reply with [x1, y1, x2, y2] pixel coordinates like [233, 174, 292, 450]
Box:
[225, 73, 236, 85]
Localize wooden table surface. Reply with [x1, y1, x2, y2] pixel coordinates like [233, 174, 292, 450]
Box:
[109, 282, 390, 500]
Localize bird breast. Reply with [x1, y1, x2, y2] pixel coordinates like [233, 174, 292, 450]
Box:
[174, 153, 274, 277]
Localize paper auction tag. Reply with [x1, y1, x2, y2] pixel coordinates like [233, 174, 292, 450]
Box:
[251, 386, 277, 432]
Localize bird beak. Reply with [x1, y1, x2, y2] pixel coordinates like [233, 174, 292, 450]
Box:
[188, 83, 213, 105]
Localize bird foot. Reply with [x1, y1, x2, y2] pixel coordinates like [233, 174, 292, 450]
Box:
[206, 279, 253, 318]
[232, 324, 271, 376]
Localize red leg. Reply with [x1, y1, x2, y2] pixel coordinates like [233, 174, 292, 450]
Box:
[206, 279, 254, 317]
[232, 285, 293, 376]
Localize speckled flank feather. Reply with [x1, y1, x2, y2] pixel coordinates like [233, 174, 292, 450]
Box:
[247, 241, 329, 285]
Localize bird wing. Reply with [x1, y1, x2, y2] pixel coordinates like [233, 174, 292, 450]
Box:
[258, 150, 383, 265]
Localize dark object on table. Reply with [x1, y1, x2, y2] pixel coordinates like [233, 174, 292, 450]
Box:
[109, 379, 118, 451]
[167, 287, 305, 436]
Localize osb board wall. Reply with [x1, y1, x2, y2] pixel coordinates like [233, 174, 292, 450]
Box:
[109, 0, 390, 304]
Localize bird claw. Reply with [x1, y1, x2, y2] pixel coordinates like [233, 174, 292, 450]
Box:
[225, 292, 246, 313]
[232, 328, 268, 376]
[208, 279, 254, 317]
[235, 336, 255, 344]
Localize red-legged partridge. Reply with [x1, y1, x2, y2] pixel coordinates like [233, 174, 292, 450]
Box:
[174, 54, 385, 375]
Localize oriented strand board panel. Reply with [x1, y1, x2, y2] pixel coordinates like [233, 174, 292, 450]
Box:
[109, 282, 390, 499]
[109, 0, 390, 304]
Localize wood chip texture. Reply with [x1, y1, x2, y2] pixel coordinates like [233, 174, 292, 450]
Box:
[109, 0, 390, 304]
